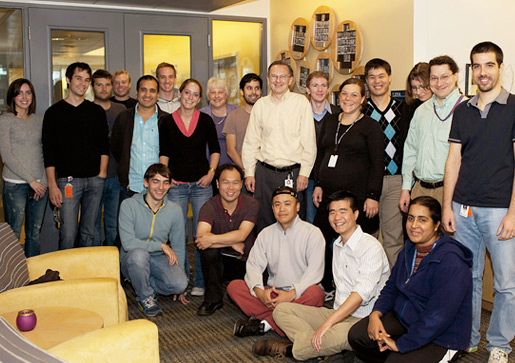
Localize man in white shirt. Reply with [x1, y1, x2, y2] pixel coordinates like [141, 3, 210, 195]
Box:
[156, 62, 180, 114]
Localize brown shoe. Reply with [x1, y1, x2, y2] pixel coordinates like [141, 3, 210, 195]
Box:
[252, 339, 293, 358]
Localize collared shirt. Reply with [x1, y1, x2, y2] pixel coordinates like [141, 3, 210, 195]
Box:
[157, 97, 180, 114]
[467, 86, 509, 117]
[129, 104, 160, 192]
[332, 225, 390, 317]
[311, 100, 332, 122]
[244, 216, 325, 299]
[401, 88, 465, 190]
[242, 90, 316, 178]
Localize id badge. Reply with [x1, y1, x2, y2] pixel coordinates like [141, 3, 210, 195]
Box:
[64, 184, 73, 198]
[459, 205, 472, 217]
[285, 174, 294, 188]
[328, 155, 338, 168]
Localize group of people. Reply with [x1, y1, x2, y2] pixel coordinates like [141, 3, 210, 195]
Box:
[0, 40, 513, 363]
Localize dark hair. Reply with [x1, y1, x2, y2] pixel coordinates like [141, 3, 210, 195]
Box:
[365, 58, 391, 77]
[6, 78, 36, 116]
[271, 186, 298, 202]
[144, 163, 172, 182]
[136, 75, 159, 93]
[306, 71, 329, 89]
[216, 163, 244, 181]
[91, 69, 112, 85]
[405, 62, 430, 105]
[156, 62, 177, 77]
[429, 55, 459, 75]
[470, 41, 504, 65]
[267, 60, 293, 76]
[327, 190, 358, 212]
[240, 73, 263, 90]
[409, 196, 443, 234]
[338, 78, 366, 112]
[179, 78, 203, 99]
[65, 62, 92, 81]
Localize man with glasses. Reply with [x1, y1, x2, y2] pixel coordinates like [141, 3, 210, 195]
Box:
[399, 56, 464, 213]
[242, 61, 316, 231]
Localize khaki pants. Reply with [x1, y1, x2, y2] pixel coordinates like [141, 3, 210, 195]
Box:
[411, 180, 444, 206]
[273, 303, 359, 360]
[379, 175, 404, 267]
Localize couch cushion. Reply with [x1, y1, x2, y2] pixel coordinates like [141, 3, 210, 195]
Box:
[0, 223, 29, 293]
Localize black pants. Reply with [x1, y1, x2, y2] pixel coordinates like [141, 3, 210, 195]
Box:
[348, 311, 449, 363]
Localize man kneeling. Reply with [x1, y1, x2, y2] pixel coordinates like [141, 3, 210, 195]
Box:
[256, 191, 390, 359]
[119, 164, 189, 316]
[227, 186, 325, 339]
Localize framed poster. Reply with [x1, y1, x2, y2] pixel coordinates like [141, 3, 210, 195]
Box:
[289, 18, 310, 60]
[310, 6, 335, 51]
[331, 84, 341, 108]
[275, 50, 297, 91]
[296, 60, 312, 94]
[465, 63, 478, 97]
[315, 52, 334, 84]
[332, 20, 363, 75]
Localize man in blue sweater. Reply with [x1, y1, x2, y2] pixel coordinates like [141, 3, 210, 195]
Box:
[119, 163, 189, 316]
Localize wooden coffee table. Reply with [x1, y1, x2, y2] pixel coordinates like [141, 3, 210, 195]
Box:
[1, 307, 104, 349]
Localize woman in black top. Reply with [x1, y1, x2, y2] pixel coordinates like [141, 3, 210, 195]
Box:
[159, 78, 220, 295]
[313, 78, 383, 291]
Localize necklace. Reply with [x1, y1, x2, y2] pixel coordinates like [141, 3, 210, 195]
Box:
[334, 113, 363, 152]
[433, 95, 464, 121]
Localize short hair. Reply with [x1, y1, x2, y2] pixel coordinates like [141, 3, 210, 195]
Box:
[91, 69, 112, 85]
[6, 78, 36, 116]
[112, 70, 131, 83]
[405, 62, 430, 105]
[136, 75, 159, 93]
[179, 78, 203, 99]
[470, 41, 504, 65]
[65, 62, 92, 81]
[338, 78, 366, 112]
[327, 190, 358, 212]
[409, 196, 443, 234]
[206, 77, 230, 98]
[271, 186, 298, 202]
[365, 58, 391, 77]
[306, 71, 329, 88]
[156, 62, 177, 77]
[144, 163, 172, 182]
[240, 73, 263, 91]
[215, 163, 244, 181]
[267, 60, 293, 76]
[429, 55, 459, 74]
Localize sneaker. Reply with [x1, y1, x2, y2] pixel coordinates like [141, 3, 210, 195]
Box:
[233, 317, 265, 337]
[466, 346, 478, 353]
[488, 348, 508, 363]
[138, 296, 162, 317]
[252, 339, 292, 358]
[190, 287, 205, 296]
[324, 289, 335, 302]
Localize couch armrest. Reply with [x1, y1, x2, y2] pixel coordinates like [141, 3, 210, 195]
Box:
[26, 246, 121, 283]
[49, 319, 160, 363]
[0, 279, 122, 327]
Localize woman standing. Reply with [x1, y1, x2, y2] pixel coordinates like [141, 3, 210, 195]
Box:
[312, 78, 384, 292]
[405, 62, 432, 109]
[159, 79, 220, 296]
[0, 79, 47, 257]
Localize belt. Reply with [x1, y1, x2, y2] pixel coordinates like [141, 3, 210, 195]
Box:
[259, 161, 300, 173]
[418, 179, 444, 189]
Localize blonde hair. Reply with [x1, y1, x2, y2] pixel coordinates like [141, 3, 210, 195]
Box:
[206, 77, 230, 98]
[112, 70, 131, 83]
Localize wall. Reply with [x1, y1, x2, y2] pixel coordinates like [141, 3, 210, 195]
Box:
[270, 0, 414, 92]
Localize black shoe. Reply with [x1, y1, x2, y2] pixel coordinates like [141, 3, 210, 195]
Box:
[233, 317, 265, 337]
[197, 301, 223, 316]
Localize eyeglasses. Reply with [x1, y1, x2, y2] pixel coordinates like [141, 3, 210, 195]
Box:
[269, 74, 291, 80]
[411, 85, 429, 92]
[430, 73, 453, 83]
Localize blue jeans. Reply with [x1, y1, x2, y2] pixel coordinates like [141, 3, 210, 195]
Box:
[121, 248, 189, 301]
[453, 202, 515, 353]
[57, 176, 105, 250]
[306, 179, 317, 224]
[2, 182, 48, 257]
[94, 177, 121, 246]
[167, 183, 212, 288]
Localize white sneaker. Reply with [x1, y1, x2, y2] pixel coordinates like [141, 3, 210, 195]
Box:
[191, 287, 205, 296]
[488, 348, 508, 363]
[324, 290, 335, 302]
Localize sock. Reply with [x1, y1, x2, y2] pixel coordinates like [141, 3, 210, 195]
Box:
[285, 345, 293, 357]
[261, 320, 272, 332]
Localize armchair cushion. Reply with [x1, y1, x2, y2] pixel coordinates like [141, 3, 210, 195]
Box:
[0, 223, 29, 293]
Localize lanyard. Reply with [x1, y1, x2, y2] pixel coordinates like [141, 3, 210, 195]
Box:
[410, 238, 439, 276]
[433, 95, 464, 121]
[334, 113, 362, 153]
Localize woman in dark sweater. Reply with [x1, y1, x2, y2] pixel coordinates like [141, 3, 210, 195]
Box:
[159, 78, 220, 296]
[312, 78, 384, 292]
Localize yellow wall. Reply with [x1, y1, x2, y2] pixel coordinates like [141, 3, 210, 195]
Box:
[270, 0, 413, 92]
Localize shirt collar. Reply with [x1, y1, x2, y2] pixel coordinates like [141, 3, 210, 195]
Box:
[467, 87, 509, 107]
[271, 89, 291, 104]
[135, 104, 158, 118]
[432, 87, 461, 108]
[334, 225, 363, 251]
[275, 214, 300, 232]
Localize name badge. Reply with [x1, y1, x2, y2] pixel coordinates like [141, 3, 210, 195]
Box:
[328, 155, 338, 168]
[285, 178, 294, 188]
[459, 205, 472, 218]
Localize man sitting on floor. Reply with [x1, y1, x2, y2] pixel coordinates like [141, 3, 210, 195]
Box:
[227, 186, 325, 339]
[195, 163, 259, 316]
[119, 163, 189, 316]
[253, 191, 390, 359]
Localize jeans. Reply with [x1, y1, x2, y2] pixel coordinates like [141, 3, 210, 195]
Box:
[167, 182, 212, 288]
[2, 182, 48, 257]
[119, 187, 137, 206]
[57, 176, 105, 250]
[121, 248, 189, 301]
[94, 177, 121, 246]
[306, 179, 317, 224]
[453, 202, 515, 353]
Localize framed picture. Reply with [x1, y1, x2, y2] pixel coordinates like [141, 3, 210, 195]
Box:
[296, 60, 312, 94]
[315, 52, 334, 84]
[310, 6, 335, 51]
[332, 20, 363, 75]
[289, 18, 310, 60]
[465, 63, 478, 97]
[275, 50, 297, 91]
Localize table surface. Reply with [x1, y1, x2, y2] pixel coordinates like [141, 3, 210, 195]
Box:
[2, 307, 104, 349]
